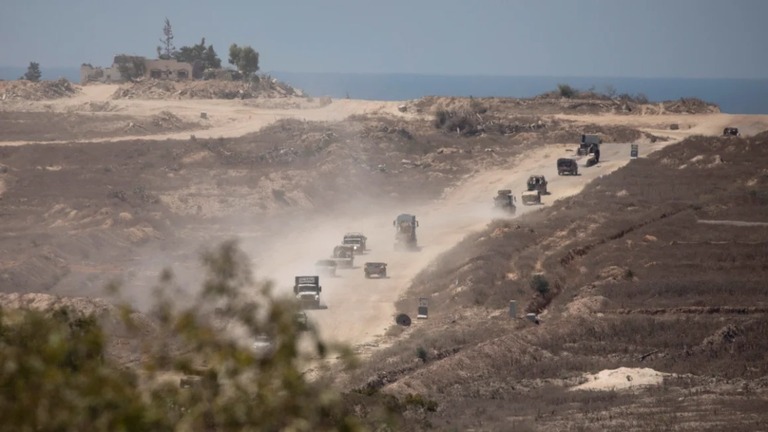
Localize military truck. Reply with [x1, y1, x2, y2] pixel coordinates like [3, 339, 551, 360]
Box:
[526, 175, 548, 195]
[293, 276, 322, 309]
[393, 213, 418, 250]
[557, 158, 579, 175]
[342, 232, 367, 254]
[723, 127, 740, 136]
[315, 259, 337, 277]
[364, 262, 388, 278]
[332, 245, 355, 268]
[493, 189, 517, 214]
[578, 134, 601, 166]
[521, 190, 541, 205]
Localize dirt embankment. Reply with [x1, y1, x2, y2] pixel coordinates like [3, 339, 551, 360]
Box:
[347, 132, 768, 431]
[111, 76, 305, 100]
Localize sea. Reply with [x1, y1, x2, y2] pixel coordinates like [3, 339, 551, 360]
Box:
[2, 66, 766, 114]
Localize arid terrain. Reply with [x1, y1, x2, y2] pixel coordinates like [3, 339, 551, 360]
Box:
[1, 79, 767, 430]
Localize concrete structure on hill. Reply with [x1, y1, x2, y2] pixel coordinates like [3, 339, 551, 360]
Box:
[80, 56, 194, 84]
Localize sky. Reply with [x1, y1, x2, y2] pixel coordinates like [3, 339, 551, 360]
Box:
[1, 0, 767, 79]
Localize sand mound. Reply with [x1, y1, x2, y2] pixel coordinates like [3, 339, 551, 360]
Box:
[572, 367, 669, 391]
[0, 79, 79, 101]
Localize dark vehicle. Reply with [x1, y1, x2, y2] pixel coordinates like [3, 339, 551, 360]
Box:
[293, 276, 322, 309]
[557, 158, 579, 175]
[723, 127, 740, 136]
[393, 213, 418, 250]
[343, 232, 367, 253]
[493, 189, 516, 214]
[578, 134, 601, 166]
[332, 245, 354, 268]
[526, 175, 548, 195]
[364, 262, 388, 278]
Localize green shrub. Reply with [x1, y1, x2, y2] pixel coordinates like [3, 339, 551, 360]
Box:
[557, 83, 578, 99]
[0, 241, 368, 431]
[530, 274, 550, 295]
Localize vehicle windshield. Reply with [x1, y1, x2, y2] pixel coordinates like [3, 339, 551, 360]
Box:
[343, 238, 361, 244]
[297, 285, 318, 293]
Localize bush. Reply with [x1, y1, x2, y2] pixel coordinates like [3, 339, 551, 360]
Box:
[0, 241, 368, 431]
[416, 346, 428, 362]
[530, 274, 550, 295]
[557, 83, 578, 99]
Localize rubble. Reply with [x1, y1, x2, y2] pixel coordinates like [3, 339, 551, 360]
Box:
[111, 76, 305, 100]
[0, 78, 79, 101]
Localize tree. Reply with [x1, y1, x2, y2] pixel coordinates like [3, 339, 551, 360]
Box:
[23, 62, 42, 82]
[228, 44, 259, 79]
[174, 38, 221, 70]
[157, 17, 176, 60]
[114, 55, 146, 81]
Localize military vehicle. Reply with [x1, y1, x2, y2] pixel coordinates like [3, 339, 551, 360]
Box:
[342, 232, 367, 254]
[315, 259, 337, 277]
[526, 175, 548, 195]
[557, 158, 579, 175]
[332, 245, 355, 268]
[493, 189, 517, 214]
[723, 127, 740, 136]
[578, 134, 601, 166]
[364, 262, 388, 278]
[293, 276, 322, 309]
[393, 214, 419, 250]
[521, 190, 541, 205]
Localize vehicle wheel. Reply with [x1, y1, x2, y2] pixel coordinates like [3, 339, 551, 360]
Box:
[365, 274, 370, 279]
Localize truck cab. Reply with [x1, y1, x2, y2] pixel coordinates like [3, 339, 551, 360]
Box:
[342, 232, 367, 253]
[293, 276, 322, 309]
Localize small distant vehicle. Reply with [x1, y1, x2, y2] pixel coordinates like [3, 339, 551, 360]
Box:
[521, 190, 541, 205]
[315, 259, 337, 277]
[557, 158, 579, 176]
[578, 134, 601, 166]
[332, 245, 355, 268]
[364, 262, 388, 278]
[343, 232, 367, 254]
[293, 276, 322, 309]
[723, 127, 740, 136]
[526, 175, 548, 195]
[493, 189, 517, 214]
[393, 214, 419, 251]
[295, 311, 309, 331]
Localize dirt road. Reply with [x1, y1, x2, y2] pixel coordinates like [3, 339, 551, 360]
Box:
[249, 137, 685, 351]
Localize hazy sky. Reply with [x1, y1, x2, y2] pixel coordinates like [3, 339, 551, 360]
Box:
[1, 0, 766, 78]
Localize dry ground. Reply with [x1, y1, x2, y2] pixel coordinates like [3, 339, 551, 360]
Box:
[2, 81, 768, 430]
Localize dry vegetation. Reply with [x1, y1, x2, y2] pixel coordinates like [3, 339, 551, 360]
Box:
[345, 132, 768, 431]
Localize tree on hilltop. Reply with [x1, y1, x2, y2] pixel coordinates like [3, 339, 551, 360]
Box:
[23, 62, 42, 82]
[228, 44, 259, 79]
[156, 17, 176, 60]
[175, 37, 222, 70]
